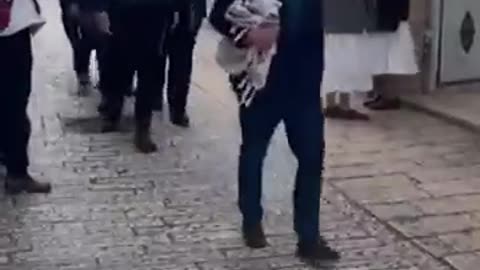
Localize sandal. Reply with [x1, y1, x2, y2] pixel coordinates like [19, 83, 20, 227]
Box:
[344, 109, 370, 121]
[324, 106, 346, 119]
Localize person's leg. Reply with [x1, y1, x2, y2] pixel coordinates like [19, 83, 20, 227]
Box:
[238, 92, 281, 248]
[0, 30, 51, 194]
[91, 30, 110, 114]
[61, 6, 93, 95]
[338, 92, 351, 110]
[152, 47, 167, 112]
[132, 8, 171, 153]
[339, 92, 369, 120]
[324, 91, 344, 118]
[99, 10, 135, 132]
[283, 97, 339, 262]
[166, 9, 202, 127]
[75, 36, 95, 96]
[366, 75, 400, 110]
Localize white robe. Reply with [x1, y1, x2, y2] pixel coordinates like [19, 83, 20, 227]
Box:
[322, 22, 418, 94]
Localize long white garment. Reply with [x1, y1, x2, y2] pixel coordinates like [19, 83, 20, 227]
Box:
[322, 22, 418, 94]
[0, 0, 45, 37]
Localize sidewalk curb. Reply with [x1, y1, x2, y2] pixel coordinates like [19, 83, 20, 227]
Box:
[401, 97, 480, 134]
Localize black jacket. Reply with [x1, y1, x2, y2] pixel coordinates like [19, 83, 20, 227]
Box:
[80, 0, 206, 16]
[324, 0, 410, 34]
[210, 0, 325, 100]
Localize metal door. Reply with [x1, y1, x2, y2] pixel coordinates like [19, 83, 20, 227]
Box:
[439, 0, 480, 83]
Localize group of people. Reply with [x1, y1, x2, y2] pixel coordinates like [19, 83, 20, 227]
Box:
[61, 0, 206, 153]
[322, 0, 417, 120]
[1, 0, 417, 266]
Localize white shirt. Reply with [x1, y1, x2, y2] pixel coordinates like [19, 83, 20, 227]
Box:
[0, 0, 45, 37]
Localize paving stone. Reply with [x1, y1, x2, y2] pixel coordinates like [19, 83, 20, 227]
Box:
[439, 230, 480, 253]
[364, 202, 424, 220]
[389, 214, 480, 237]
[411, 236, 455, 257]
[334, 175, 430, 204]
[445, 253, 480, 270]
[412, 194, 480, 215]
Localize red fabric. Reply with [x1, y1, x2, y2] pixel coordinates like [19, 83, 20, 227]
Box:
[0, 0, 13, 30]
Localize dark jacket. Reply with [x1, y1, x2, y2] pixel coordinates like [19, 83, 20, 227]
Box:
[210, 0, 324, 101]
[324, 0, 410, 34]
[59, 0, 79, 12]
[80, 0, 205, 13]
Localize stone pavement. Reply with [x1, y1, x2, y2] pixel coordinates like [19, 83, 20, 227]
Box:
[2, 1, 480, 269]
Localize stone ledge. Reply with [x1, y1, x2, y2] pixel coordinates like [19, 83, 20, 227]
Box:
[402, 90, 480, 134]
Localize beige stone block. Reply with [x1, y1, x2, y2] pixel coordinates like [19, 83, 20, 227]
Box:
[334, 175, 430, 204]
[412, 237, 454, 257]
[365, 202, 423, 220]
[445, 253, 480, 270]
[413, 195, 480, 215]
[420, 180, 480, 197]
[408, 165, 480, 184]
[390, 214, 480, 237]
[440, 230, 480, 253]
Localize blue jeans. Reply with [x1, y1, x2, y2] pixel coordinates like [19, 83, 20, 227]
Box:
[238, 90, 325, 245]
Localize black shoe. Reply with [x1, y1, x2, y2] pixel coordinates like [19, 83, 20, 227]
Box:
[368, 97, 401, 110]
[296, 237, 340, 265]
[5, 174, 52, 195]
[170, 112, 190, 128]
[242, 223, 268, 249]
[134, 127, 158, 154]
[101, 118, 119, 133]
[363, 94, 381, 107]
[97, 97, 108, 116]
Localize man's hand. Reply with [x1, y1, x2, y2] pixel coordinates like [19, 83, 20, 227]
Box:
[243, 25, 279, 51]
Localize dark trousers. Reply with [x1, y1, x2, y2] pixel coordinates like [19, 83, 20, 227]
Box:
[238, 91, 324, 245]
[0, 30, 33, 176]
[158, 10, 202, 114]
[102, 6, 170, 124]
[61, 5, 106, 88]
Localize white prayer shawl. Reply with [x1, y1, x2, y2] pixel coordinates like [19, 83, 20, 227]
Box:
[0, 0, 45, 37]
[215, 0, 281, 107]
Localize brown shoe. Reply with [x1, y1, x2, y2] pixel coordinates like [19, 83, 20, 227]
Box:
[324, 106, 347, 119]
[5, 174, 52, 195]
[344, 109, 370, 121]
[242, 223, 268, 249]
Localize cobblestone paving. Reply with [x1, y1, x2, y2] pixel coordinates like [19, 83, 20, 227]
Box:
[1, 1, 479, 269]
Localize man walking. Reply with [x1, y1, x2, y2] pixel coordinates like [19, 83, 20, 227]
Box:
[0, 0, 52, 194]
[80, 0, 179, 153]
[210, 0, 339, 264]
[153, 0, 206, 128]
[60, 0, 101, 96]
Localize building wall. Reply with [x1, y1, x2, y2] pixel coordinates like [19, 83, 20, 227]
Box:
[386, 0, 480, 96]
